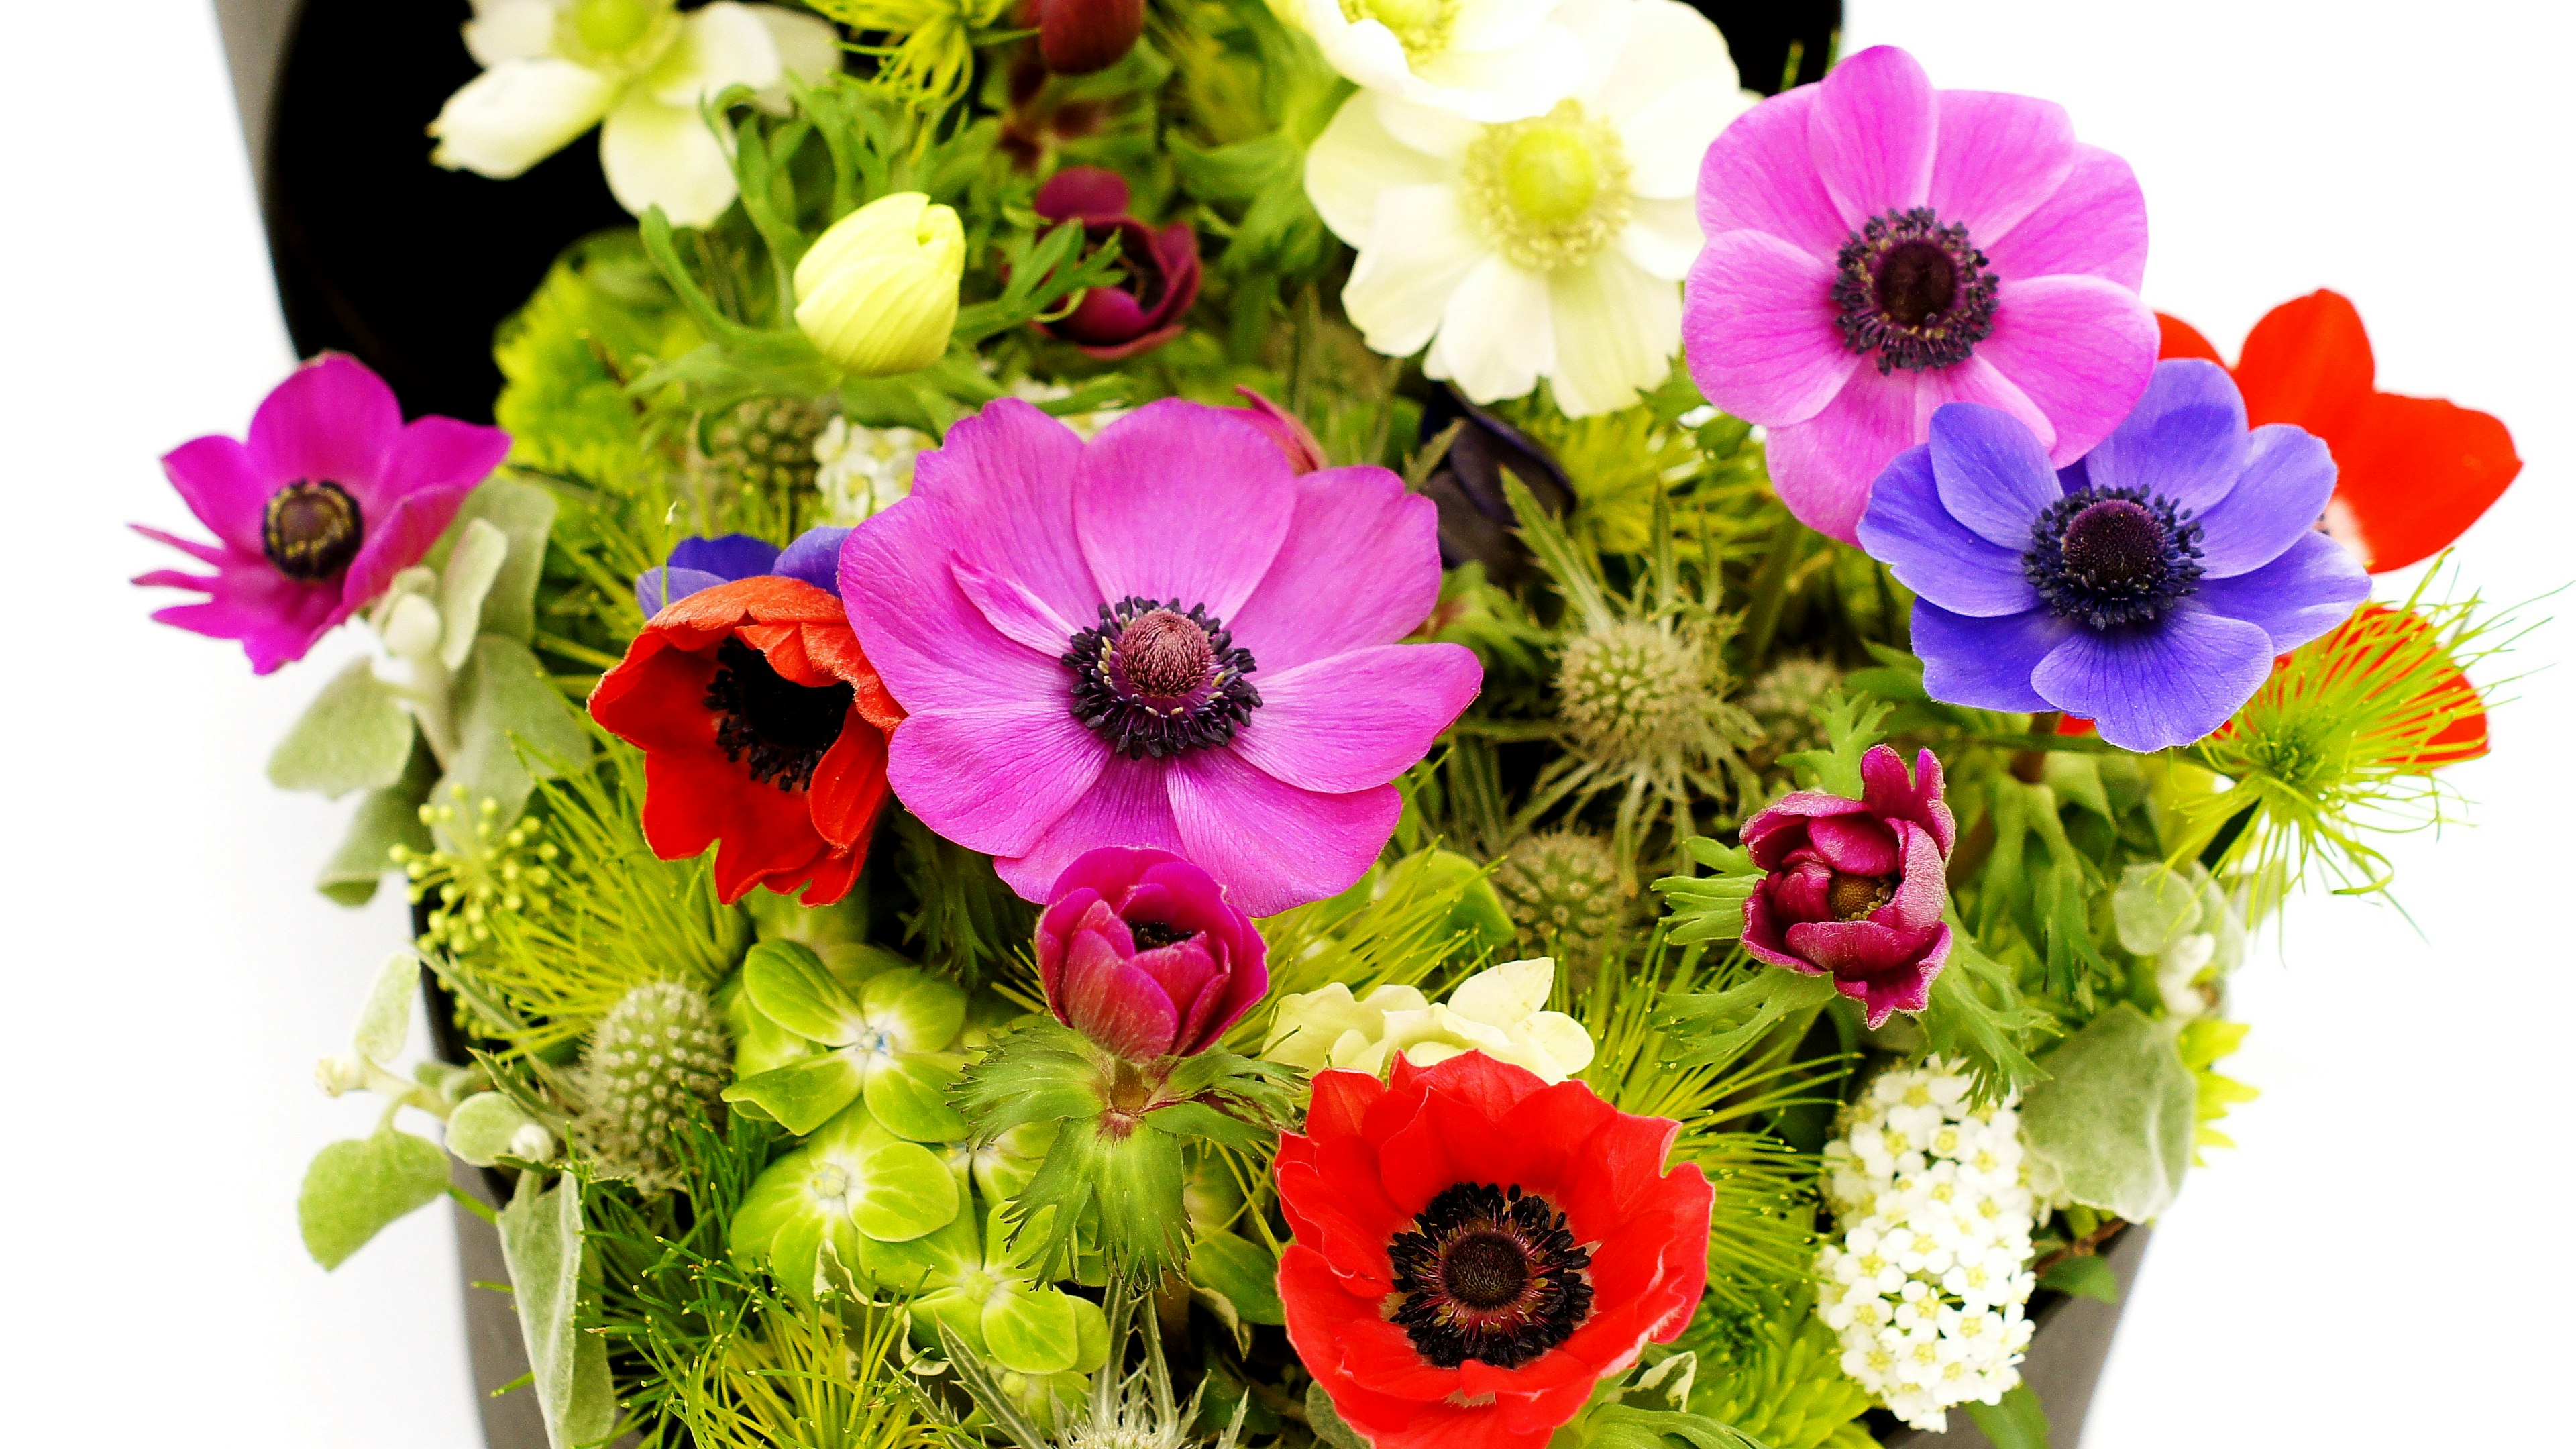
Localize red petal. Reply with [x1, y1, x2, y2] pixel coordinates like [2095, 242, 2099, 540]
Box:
[2326, 391, 2521, 572]
[2231, 289, 2375, 439]
[1306, 1069, 1385, 1142]
[809, 710, 892, 849]
[2155, 312, 2224, 364]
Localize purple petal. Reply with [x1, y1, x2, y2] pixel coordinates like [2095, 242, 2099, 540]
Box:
[672, 532, 782, 580]
[1912, 602, 2072, 714]
[1227, 465, 1444, 673]
[248, 354, 405, 494]
[1697, 85, 1848, 258]
[1806, 46, 1935, 227]
[1764, 366, 1921, 545]
[1976, 274, 2159, 466]
[904, 398, 1101, 623]
[1167, 750, 1399, 916]
[1073, 400, 1295, 621]
[996, 753, 1187, 904]
[1983, 144, 2149, 291]
[1927, 402, 2061, 549]
[635, 566, 733, 617]
[952, 558, 1081, 655]
[1227, 643, 1479, 794]
[1680, 231, 1856, 427]
[2031, 610, 2276, 752]
[1927, 89, 2075, 245]
[1857, 445, 2038, 617]
[2196, 424, 2336, 578]
[2190, 531, 2369, 655]
[368, 415, 512, 519]
[2082, 360, 2250, 517]
[160, 434, 273, 555]
[1913, 353, 2054, 453]
[886, 704, 1109, 859]
[1036, 166, 1133, 225]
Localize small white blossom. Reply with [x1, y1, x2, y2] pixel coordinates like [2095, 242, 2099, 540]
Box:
[1815, 1059, 2038, 1433]
[812, 416, 930, 524]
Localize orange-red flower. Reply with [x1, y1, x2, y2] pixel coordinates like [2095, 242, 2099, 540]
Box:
[590, 576, 904, 905]
[1276, 1053, 1711, 1449]
[2157, 292, 2521, 573]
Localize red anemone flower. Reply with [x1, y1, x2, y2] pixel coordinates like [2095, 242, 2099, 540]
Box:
[1276, 1053, 1712, 1449]
[2158, 291, 2522, 572]
[589, 575, 904, 905]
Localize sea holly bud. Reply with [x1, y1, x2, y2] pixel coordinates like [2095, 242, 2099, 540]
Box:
[1032, 0, 1146, 76]
[794, 192, 967, 376]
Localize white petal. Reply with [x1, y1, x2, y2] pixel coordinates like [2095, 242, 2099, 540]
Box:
[429, 58, 612, 178]
[1302, 0, 1416, 95]
[1617, 195, 1701, 280]
[600, 93, 739, 226]
[1544, 252, 1679, 416]
[649, 1, 782, 106]
[751, 4, 843, 90]
[1342, 184, 1488, 358]
[1305, 93, 1454, 244]
[464, 0, 564, 67]
[1447, 957, 1555, 1026]
[1409, 18, 1583, 121]
[1449, 0, 1556, 51]
[1370, 89, 1485, 163]
[1425, 254, 1554, 403]
[1582, 0, 1737, 121]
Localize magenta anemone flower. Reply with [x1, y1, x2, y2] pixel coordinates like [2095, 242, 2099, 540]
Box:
[839, 397, 1481, 915]
[1858, 360, 2369, 752]
[133, 354, 511, 674]
[1741, 745, 1956, 1027]
[1682, 45, 2158, 544]
[1037, 846, 1268, 1060]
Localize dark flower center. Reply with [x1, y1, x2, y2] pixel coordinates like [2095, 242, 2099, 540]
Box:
[704, 637, 854, 792]
[1832, 207, 1998, 374]
[1129, 918, 1193, 950]
[1064, 596, 1262, 760]
[1388, 1181, 1593, 1370]
[262, 480, 364, 580]
[1826, 871, 1893, 921]
[2024, 486, 2207, 630]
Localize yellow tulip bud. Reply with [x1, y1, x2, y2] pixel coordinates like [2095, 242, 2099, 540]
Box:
[794, 192, 967, 377]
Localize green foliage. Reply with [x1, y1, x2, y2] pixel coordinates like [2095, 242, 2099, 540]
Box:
[298, 1127, 450, 1269]
[268, 658, 416, 798]
[1681, 1288, 1874, 1449]
[1915, 932, 2050, 1107]
[499, 1172, 619, 1449]
[890, 812, 1038, 987]
[2019, 1004, 2196, 1222]
[1653, 837, 1763, 946]
[2038, 1252, 2121, 1304]
[1964, 1383, 2051, 1449]
[724, 941, 970, 1139]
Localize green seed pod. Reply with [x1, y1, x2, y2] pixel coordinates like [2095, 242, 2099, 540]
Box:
[1742, 657, 1841, 762]
[705, 396, 830, 498]
[577, 981, 732, 1191]
[1491, 830, 1631, 983]
[1556, 620, 1708, 769]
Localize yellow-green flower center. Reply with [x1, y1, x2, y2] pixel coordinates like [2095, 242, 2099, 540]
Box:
[1340, 0, 1461, 66]
[559, 0, 677, 68]
[1460, 101, 1633, 273]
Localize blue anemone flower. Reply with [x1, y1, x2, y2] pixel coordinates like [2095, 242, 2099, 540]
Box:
[634, 526, 851, 619]
[1857, 359, 2369, 751]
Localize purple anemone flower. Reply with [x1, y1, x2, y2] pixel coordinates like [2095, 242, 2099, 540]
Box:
[1037, 845, 1268, 1061]
[1742, 745, 1956, 1028]
[1682, 45, 2158, 545]
[838, 397, 1482, 916]
[134, 354, 511, 673]
[1858, 358, 2370, 751]
[634, 525, 851, 618]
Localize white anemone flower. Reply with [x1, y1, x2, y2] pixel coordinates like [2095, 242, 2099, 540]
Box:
[1305, 0, 1752, 416]
[1297, 0, 1585, 123]
[431, 0, 839, 228]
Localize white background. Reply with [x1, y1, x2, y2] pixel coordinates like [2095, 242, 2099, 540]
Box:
[0, 1, 2565, 1444]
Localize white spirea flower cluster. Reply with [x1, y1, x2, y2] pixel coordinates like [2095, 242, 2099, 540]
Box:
[812, 416, 930, 525]
[1815, 1060, 2038, 1433]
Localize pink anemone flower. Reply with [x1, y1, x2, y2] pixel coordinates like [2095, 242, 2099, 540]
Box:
[839, 397, 1481, 916]
[1682, 45, 2158, 544]
[133, 354, 511, 673]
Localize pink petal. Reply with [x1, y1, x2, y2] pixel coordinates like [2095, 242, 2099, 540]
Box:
[886, 704, 1109, 859]
[1061, 933, 1181, 1059]
[1073, 400, 1295, 621]
[159, 434, 274, 555]
[1035, 166, 1133, 224]
[1762, 367, 1922, 545]
[341, 484, 475, 619]
[150, 562, 342, 675]
[1167, 750, 1399, 916]
[905, 398, 1102, 625]
[1925, 89, 2075, 244]
[1806, 46, 1935, 227]
[361, 415, 511, 520]
[1227, 465, 1444, 673]
[1695, 85, 1847, 258]
[247, 354, 405, 490]
[951, 557, 1080, 654]
[1878, 822, 1950, 930]
[131, 523, 230, 568]
[1859, 745, 1955, 855]
[1680, 231, 1858, 427]
[1916, 353, 2055, 458]
[1227, 643, 1480, 794]
[995, 753, 1187, 903]
[1779, 919, 1949, 1025]
[1977, 274, 2159, 466]
[1806, 814, 1899, 875]
[1983, 144, 2148, 290]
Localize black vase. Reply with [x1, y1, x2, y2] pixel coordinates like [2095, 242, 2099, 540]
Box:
[209, 3, 2145, 1446]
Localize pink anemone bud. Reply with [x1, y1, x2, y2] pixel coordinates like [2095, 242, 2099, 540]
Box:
[1740, 745, 1957, 1028]
[1037, 846, 1269, 1061]
[1234, 387, 1327, 474]
[1035, 0, 1146, 78]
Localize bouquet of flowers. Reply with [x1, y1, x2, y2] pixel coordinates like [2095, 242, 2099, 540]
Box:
[142, 4, 2525, 1446]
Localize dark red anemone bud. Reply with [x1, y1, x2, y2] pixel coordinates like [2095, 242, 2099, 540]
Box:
[1277, 1053, 1711, 1449]
[588, 575, 904, 906]
[1036, 846, 1269, 1061]
[1034, 0, 1145, 76]
[1035, 167, 1201, 360]
[1740, 744, 1957, 1027]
